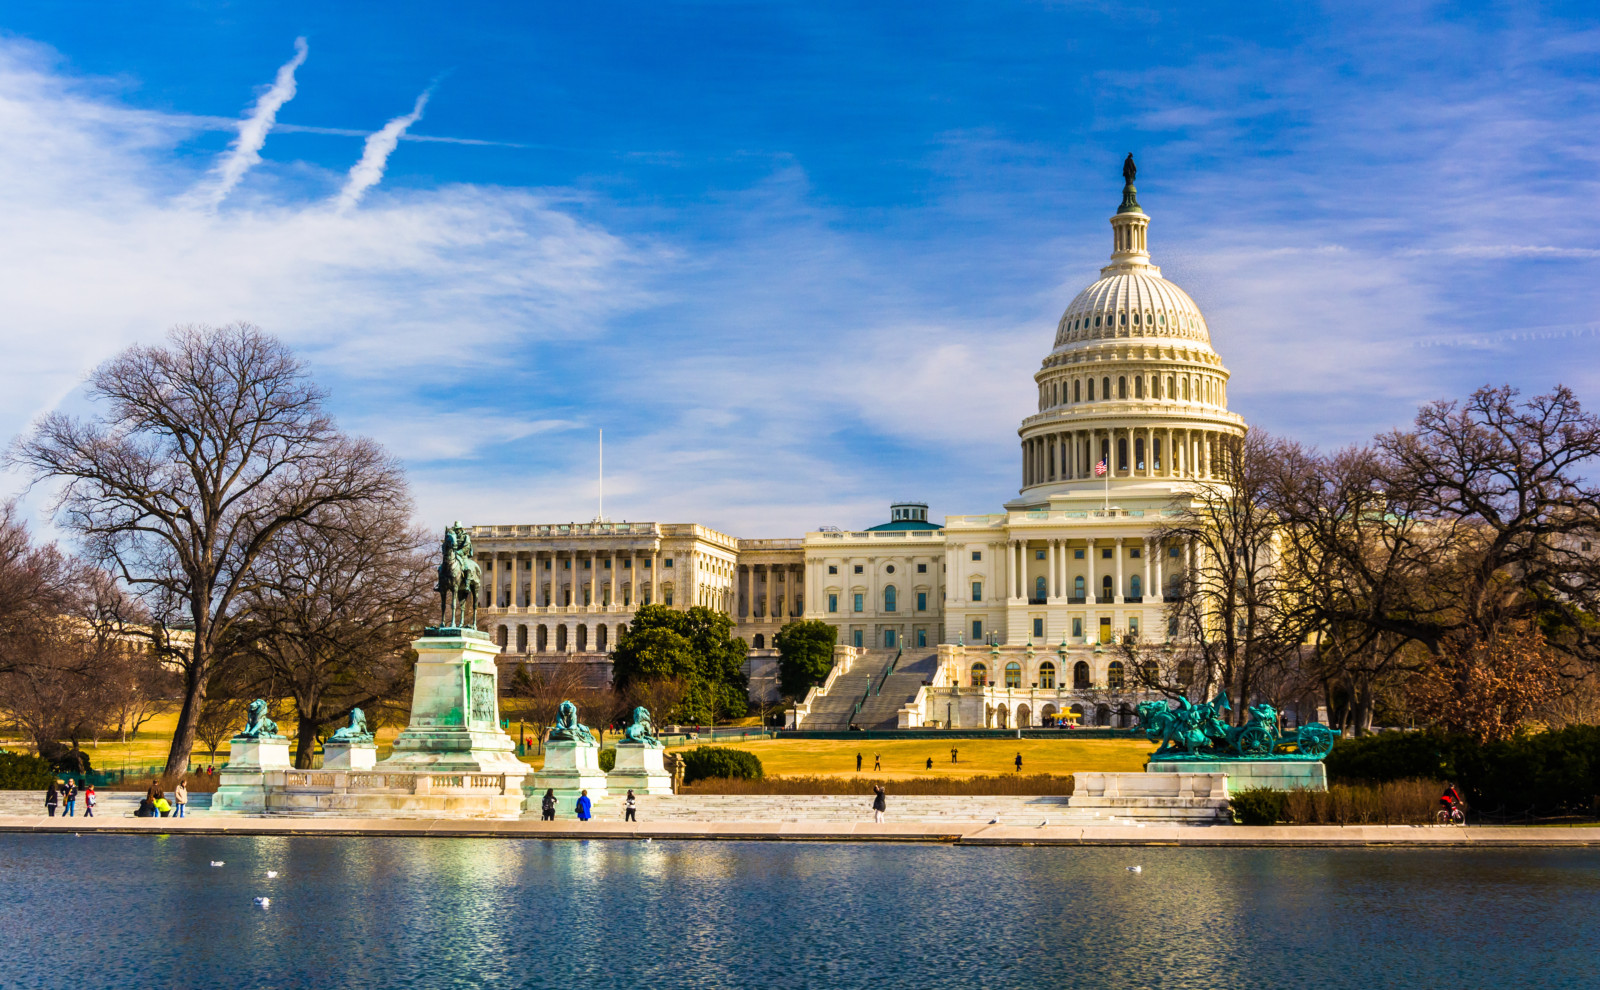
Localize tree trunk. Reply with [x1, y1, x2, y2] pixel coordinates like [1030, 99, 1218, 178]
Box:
[294, 716, 320, 769]
[163, 650, 207, 778]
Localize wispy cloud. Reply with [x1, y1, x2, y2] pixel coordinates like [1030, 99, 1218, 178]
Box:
[335, 89, 431, 213]
[190, 37, 307, 211]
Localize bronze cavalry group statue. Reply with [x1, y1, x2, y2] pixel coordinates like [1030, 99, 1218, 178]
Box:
[1135, 693, 1336, 760]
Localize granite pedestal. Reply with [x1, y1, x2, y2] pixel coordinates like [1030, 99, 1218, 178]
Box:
[529, 739, 609, 805]
[322, 740, 377, 770]
[1067, 771, 1231, 823]
[606, 742, 674, 795]
[1147, 759, 1328, 792]
[213, 736, 292, 813]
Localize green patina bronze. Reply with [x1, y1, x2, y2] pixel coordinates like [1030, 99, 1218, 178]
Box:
[329, 708, 372, 744]
[434, 521, 483, 630]
[237, 698, 283, 739]
[1118, 153, 1143, 214]
[1135, 694, 1337, 761]
[619, 706, 662, 749]
[548, 700, 597, 746]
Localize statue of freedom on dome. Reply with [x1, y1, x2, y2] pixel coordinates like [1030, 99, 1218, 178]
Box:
[1123, 152, 1136, 184]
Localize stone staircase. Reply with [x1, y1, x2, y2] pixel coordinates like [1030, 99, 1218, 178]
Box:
[796, 648, 898, 730]
[852, 651, 939, 729]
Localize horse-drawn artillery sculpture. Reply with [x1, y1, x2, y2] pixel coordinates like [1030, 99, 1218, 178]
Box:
[1134, 693, 1337, 760]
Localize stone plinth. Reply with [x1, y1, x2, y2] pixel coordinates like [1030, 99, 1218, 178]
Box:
[263, 769, 526, 819]
[607, 743, 673, 795]
[378, 629, 528, 776]
[1147, 759, 1327, 792]
[529, 739, 609, 804]
[214, 735, 292, 813]
[322, 740, 377, 770]
[1067, 771, 1229, 824]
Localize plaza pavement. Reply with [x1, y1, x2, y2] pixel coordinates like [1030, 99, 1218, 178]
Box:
[1, 814, 1599, 846]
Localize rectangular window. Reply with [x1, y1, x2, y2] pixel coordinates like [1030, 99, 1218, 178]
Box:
[1102, 548, 1113, 559]
[971, 620, 983, 641]
[917, 592, 927, 612]
[828, 593, 838, 613]
[665, 559, 674, 568]
[1129, 617, 1140, 635]
[1074, 549, 1084, 559]
[1168, 546, 1180, 558]
[563, 559, 571, 569]
[828, 564, 838, 574]
[971, 551, 982, 561]
[622, 559, 631, 569]
[1072, 618, 1083, 638]
[664, 592, 673, 605]
[583, 559, 591, 569]
[1035, 550, 1046, 560]
[1168, 616, 1179, 637]
[853, 593, 864, 613]
[1130, 548, 1141, 559]
[917, 563, 927, 573]
[1033, 618, 1044, 638]
[885, 629, 897, 648]
[971, 581, 982, 601]
[853, 629, 863, 648]
[916, 629, 927, 647]
[854, 565, 864, 574]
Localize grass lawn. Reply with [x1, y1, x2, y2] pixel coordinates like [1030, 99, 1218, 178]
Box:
[665, 737, 1152, 779]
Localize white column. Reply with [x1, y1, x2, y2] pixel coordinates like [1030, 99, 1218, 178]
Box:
[1154, 540, 1165, 602]
[1143, 538, 1153, 600]
[1087, 537, 1098, 602]
[1114, 537, 1125, 604]
[1004, 541, 1015, 601]
[1047, 540, 1058, 599]
[609, 550, 618, 608]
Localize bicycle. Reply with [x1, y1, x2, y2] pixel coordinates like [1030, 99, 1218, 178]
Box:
[1435, 805, 1466, 825]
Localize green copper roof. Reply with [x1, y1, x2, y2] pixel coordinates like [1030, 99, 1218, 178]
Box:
[865, 519, 944, 531]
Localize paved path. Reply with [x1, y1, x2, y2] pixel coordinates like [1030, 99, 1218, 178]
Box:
[2, 815, 1599, 846]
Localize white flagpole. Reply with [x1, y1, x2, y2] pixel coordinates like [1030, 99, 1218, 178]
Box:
[598, 428, 603, 522]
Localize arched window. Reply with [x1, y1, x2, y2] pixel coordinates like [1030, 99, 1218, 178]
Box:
[1034, 576, 1046, 601]
[970, 663, 988, 687]
[1182, 378, 1190, 400]
[1178, 660, 1194, 686]
[1101, 377, 1111, 399]
[1052, 382, 1058, 406]
[1120, 312, 1127, 326]
[1101, 575, 1113, 600]
[1130, 574, 1142, 598]
[1142, 660, 1158, 683]
[1166, 375, 1174, 399]
[597, 624, 609, 652]
[1005, 661, 1022, 689]
[1117, 437, 1128, 471]
[1096, 703, 1113, 726]
[1135, 376, 1144, 398]
[1087, 378, 1095, 401]
[497, 626, 509, 651]
[576, 624, 588, 652]
[884, 586, 897, 612]
[1135, 437, 1145, 470]
[1038, 660, 1058, 689]
[516, 625, 528, 652]
[1133, 311, 1141, 325]
[1074, 379, 1081, 402]
[1073, 661, 1091, 689]
[753, 633, 764, 649]
[1108, 660, 1125, 689]
[1118, 376, 1127, 399]
[1073, 575, 1085, 599]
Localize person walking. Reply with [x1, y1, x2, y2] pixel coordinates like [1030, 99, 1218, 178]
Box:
[44, 782, 59, 818]
[624, 789, 637, 823]
[951, 746, 958, 764]
[83, 785, 96, 818]
[873, 753, 882, 771]
[174, 779, 188, 818]
[63, 780, 77, 817]
[856, 752, 862, 773]
[925, 757, 933, 770]
[541, 788, 557, 821]
[1014, 752, 1023, 773]
[871, 785, 887, 824]
[575, 789, 592, 822]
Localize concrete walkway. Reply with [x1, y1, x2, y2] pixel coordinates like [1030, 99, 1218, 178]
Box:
[2, 814, 1599, 846]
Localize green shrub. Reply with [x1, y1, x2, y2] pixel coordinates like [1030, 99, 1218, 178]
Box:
[1326, 731, 1455, 784]
[598, 748, 616, 773]
[0, 752, 56, 790]
[1230, 787, 1288, 825]
[679, 746, 764, 784]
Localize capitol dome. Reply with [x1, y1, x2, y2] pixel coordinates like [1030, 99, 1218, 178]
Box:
[1014, 156, 1245, 505]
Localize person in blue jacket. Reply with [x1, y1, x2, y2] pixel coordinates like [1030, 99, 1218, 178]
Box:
[576, 789, 592, 821]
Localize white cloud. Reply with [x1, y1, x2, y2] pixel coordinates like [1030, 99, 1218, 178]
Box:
[335, 88, 431, 213]
[190, 37, 308, 211]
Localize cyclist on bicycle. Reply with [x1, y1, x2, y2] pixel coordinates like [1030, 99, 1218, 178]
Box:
[1439, 782, 1466, 821]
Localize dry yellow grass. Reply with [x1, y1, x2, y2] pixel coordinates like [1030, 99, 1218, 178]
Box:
[664, 736, 1151, 780]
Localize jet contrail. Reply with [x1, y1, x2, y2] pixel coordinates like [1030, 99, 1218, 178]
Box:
[335, 89, 431, 213]
[196, 37, 309, 210]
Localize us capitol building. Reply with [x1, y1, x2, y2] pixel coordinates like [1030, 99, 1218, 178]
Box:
[472, 160, 1245, 729]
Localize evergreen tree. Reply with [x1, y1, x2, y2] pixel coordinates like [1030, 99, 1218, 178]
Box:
[775, 620, 838, 698]
[612, 604, 748, 723]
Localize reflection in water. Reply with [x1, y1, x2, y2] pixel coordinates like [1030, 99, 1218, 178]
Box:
[0, 836, 1595, 989]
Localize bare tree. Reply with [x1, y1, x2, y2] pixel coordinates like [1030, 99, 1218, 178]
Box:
[504, 662, 588, 752]
[232, 502, 432, 768]
[1154, 431, 1305, 721]
[11, 324, 407, 776]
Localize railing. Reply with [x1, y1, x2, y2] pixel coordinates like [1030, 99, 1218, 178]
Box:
[268, 770, 515, 794]
[473, 522, 660, 538]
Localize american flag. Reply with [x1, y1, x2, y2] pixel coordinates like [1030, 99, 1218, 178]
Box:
[1094, 459, 1108, 476]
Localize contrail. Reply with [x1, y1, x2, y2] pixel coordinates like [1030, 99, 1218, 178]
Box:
[196, 37, 308, 210]
[335, 89, 431, 213]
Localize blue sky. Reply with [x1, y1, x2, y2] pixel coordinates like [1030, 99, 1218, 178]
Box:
[1, 1, 1598, 537]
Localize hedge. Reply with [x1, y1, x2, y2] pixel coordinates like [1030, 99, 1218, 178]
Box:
[0, 752, 56, 790]
[1326, 725, 1600, 816]
[1230, 788, 1288, 825]
[679, 746, 764, 784]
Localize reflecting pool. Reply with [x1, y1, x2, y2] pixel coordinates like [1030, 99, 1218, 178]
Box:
[0, 836, 1595, 988]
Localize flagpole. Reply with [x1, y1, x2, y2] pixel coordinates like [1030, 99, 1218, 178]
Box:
[1104, 460, 1110, 513]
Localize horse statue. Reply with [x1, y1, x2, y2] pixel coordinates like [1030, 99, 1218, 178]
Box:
[238, 699, 280, 739]
[435, 521, 483, 629]
[330, 707, 372, 744]
[620, 706, 661, 749]
[547, 700, 596, 746]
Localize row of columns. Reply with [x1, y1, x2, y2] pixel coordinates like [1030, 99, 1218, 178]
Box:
[482, 549, 663, 610]
[1021, 426, 1229, 488]
[739, 563, 804, 620]
[1002, 536, 1187, 603]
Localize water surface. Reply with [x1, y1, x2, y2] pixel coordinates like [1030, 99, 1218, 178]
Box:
[0, 835, 1594, 989]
